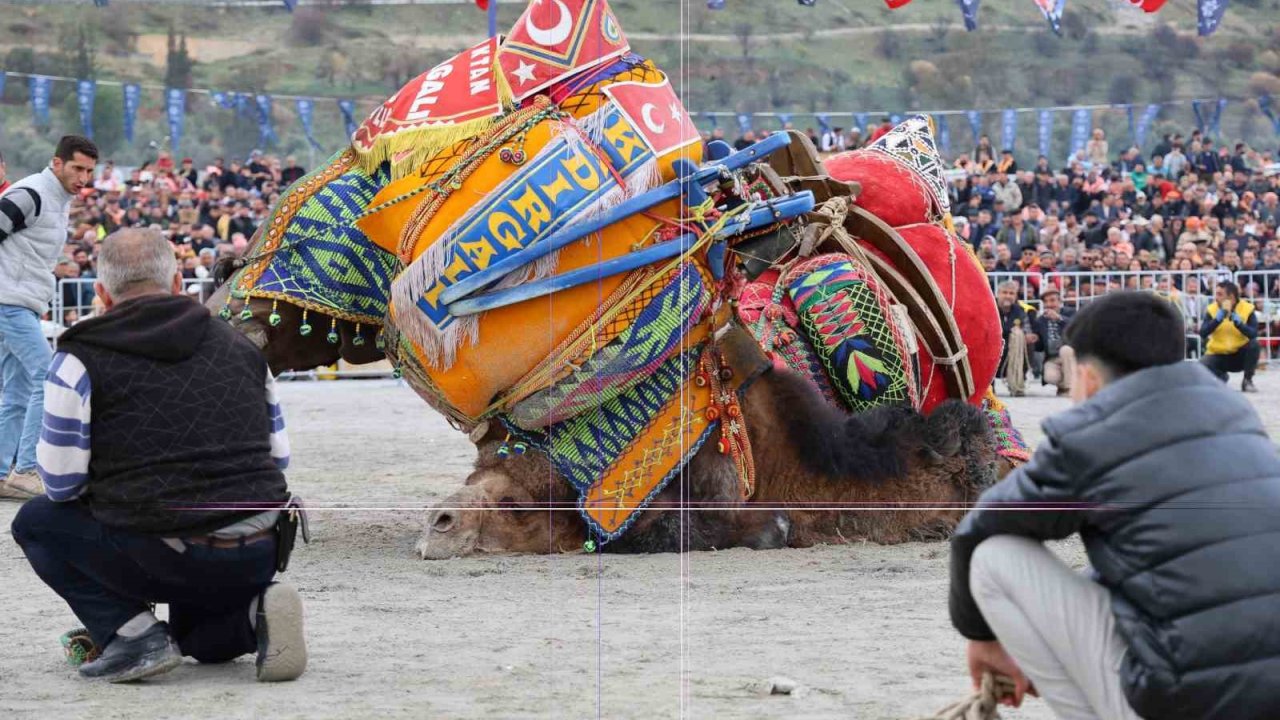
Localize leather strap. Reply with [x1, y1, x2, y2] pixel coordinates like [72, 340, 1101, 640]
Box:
[179, 528, 275, 549]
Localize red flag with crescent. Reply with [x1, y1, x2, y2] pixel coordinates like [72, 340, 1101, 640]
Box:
[500, 0, 631, 103]
[601, 79, 699, 156]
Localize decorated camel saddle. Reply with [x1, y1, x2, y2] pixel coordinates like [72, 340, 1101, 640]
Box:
[219, 0, 1028, 547]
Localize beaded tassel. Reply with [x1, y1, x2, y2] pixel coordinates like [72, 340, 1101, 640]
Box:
[299, 310, 312, 337]
[326, 317, 339, 345]
[268, 300, 282, 327]
[353, 322, 366, 346]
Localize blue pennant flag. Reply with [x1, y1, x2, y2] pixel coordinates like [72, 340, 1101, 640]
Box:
[28, 75, 51, 128]
[76, 80, 96, 140]
[937, 115, 951, 155]
[1191, 99, 1207, 133]
[854, 112, 869, 134]
[234, 92, 251, 117]
[1069, 108, 1091, 164]
[282, 0, 297, 10]
[123, 83, 140, 144]
[255, 94, 277, 146]
[965, 110, 982, 144]
[338, 99, 358, 139]
[0, 73, 6, 104]
[1035, 0, 1066, 35]
[797, 0, 817, 6]
[166, 88, 186, 153]
[1123, 104, 1135, 146]
[815, 113, 831, 135]
[1000, 109, 1017, 153]
[1259, 95, 1280, 136]
[736, 113, 752, 133]
[956, 0, 981, 31]
[707, 0, 725, 8]
[296, 98, 323, 151]
[1134, 103, 1160, 148]
[93, 0, 108, 6]
[777, 113, 793, 129]
[889, 113, 903, 125]
[1198, 0, 1228, 36]
[1038, 109, 1053, 160]
[211, 90, 235, 110]
[1211, 97, 1228, 138]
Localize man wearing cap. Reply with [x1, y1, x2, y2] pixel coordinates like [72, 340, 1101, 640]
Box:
[1200, 280, 1260, 393]
[1032, 285, 1075, 396]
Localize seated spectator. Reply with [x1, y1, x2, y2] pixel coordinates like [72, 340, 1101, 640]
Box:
[948, 291, 1280, 720]
[1031, 285, 1074, 396]
[1199, 280, 1260, 392]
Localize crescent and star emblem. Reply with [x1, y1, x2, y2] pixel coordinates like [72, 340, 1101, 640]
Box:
[525, 0, 573, 47]
[640, 103, 666, 134]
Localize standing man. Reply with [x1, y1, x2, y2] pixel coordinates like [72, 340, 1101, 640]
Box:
[0, 135, 97, 499]
[10, 229, 307, 683]
[1200, 280, 1260, 393]
[995, 282, 1036, 397]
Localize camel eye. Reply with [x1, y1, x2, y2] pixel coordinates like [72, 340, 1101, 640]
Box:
[499, 496, 515, 508]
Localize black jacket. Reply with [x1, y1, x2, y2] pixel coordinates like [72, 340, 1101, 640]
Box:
[949, 361, 1280, 720]
[57, 294, 287, 535]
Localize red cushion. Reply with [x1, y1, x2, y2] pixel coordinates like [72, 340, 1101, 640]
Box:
[825, 152, 933, 228]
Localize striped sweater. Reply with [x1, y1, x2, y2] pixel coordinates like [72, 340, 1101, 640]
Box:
[37, 351, 291, 502]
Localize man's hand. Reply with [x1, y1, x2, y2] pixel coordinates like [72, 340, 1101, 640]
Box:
[967, 640, 1036, 708]
[1024, 332, 1039, 345]
[1221, 298, 1235, 314]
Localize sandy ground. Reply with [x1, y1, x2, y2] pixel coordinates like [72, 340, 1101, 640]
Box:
[3, 367, 1277, 719]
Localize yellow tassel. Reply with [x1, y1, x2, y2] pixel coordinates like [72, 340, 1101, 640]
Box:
[352, 115, 503, 181]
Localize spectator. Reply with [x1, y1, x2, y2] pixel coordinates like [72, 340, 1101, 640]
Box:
[995, 281, 1035, 397]
[1085, 128, 1108, 167]
[280, 156, 306, 186]
[1199, 280, 1260, 392]
[1031, 285, 1074, 395]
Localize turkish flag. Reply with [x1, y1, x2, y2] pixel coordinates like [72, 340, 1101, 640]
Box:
[884, 0, 913, 7]
[475, 0, 489, 9]
[1141, 0, 1167, 11]
[500, 0, 631, 102]
[602, 79, 699, 157]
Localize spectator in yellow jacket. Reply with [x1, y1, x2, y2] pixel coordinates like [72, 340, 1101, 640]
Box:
[1199, 281, 1259, 393]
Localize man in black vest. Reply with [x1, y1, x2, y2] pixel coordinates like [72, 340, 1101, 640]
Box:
[10, 228, 307, 684]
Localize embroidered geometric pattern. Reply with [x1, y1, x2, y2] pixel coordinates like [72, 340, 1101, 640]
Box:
[786, 256, 916, 413]
[982, 393, 1032, 464]
[863, 114, 952, 219]
[737, 274, 841, 407]
[238, 153, 397, 324]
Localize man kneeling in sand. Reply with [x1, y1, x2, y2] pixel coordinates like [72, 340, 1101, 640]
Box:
[10, 229, 307, 683]
[947, 292, 1280, 719]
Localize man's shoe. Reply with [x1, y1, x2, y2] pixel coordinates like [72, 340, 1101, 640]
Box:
[79, 622, 181, 683]
[0, 468, 42, 500]
[1242, 378, 1258, 393]
[256, 583, 307, 682]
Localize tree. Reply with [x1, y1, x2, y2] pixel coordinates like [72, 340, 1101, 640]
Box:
[71, 25, 97, 80]
[164, 27, 194, 89]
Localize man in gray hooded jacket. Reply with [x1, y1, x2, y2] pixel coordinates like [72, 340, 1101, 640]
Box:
[948, 291, 1280, 720]
[0, 135, 97, 499]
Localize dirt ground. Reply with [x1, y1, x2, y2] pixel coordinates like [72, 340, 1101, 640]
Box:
[3, 368, 1277, 719]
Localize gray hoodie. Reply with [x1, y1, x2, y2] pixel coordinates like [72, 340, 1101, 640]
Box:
[0, 167, 74, 313]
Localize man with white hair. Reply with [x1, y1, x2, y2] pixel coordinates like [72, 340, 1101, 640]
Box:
[10, 229, 307, 684]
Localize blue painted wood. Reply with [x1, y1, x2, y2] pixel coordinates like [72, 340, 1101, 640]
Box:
[438, 133, 793, 306]
[706, 140, 733, 161]
[445, 191, 814, 317]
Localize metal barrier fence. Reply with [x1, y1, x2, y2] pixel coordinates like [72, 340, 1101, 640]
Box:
[48, 269, 1280, 372]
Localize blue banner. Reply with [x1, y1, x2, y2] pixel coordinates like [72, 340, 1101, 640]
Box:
[956, 0, 981, 31]
[1191, 99, 1207, 134]
[338, 99, 358, 139]
[0, 73, 6, 105]
[707, 0, 725, 8]
[937, 115, 950, 155]
[122, 83, 140, 144]
[255, 94, 277, 147]
[1260, 95, 1280, 136]
[76, 79, 96, 139]
[1134, 103, 1160, 148]
[815, 113, 830, 135]
[965, 110, 982, 144]
[854, 113, 869, 135]
[1038, 109, 1053, 160]
[28, 75, 51, 128]
[234, 92, 251, 118]
[1000, 109, 1017, 153]
[1211, 97, 1228, 138]
[166, 88, 186, 153]
[889, 113, 903, 126]
[296, 97, 323, 150]
[736, 113, 752, 133]
[777, 113, 792, 129]
[1124, 104, 1135, 146]
[282, 0, 297, 10]
[211, 90, 235, 110]
[1069, 108, 1092, 164]
[1198, 0, 1228, 36]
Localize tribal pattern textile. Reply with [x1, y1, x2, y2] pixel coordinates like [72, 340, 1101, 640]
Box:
[509, 345, 713, 542]
[235, 151, 398, 325]
[509, 262, 709, 429]
[737, 270, 841, 407]
[863, 114, 951, 219]
[785, 255, 917, 413]
[982, 390, 1032, 465]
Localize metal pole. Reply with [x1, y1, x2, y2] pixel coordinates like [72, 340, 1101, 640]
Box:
[488, 0, 498, 38]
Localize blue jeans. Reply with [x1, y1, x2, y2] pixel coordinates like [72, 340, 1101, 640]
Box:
[0, 304, 52, 472]
[11, 496, 277, 661]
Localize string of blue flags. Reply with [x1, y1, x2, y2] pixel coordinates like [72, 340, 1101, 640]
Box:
[1, 70, 1273, 158]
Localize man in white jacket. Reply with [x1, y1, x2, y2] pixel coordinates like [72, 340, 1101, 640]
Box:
[0, 135, 97, 499]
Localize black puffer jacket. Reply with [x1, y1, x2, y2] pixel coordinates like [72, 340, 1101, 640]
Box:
[949, 361, 1280, 720]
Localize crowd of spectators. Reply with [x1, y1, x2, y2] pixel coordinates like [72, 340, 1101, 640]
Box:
[32, 149, 309, 325]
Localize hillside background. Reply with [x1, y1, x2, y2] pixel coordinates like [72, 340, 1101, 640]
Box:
[1, 0, 1278, 173]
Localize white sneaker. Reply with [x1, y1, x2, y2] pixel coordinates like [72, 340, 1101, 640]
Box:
[0, 468, 43, 500]
[255, 583, 307, 682]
